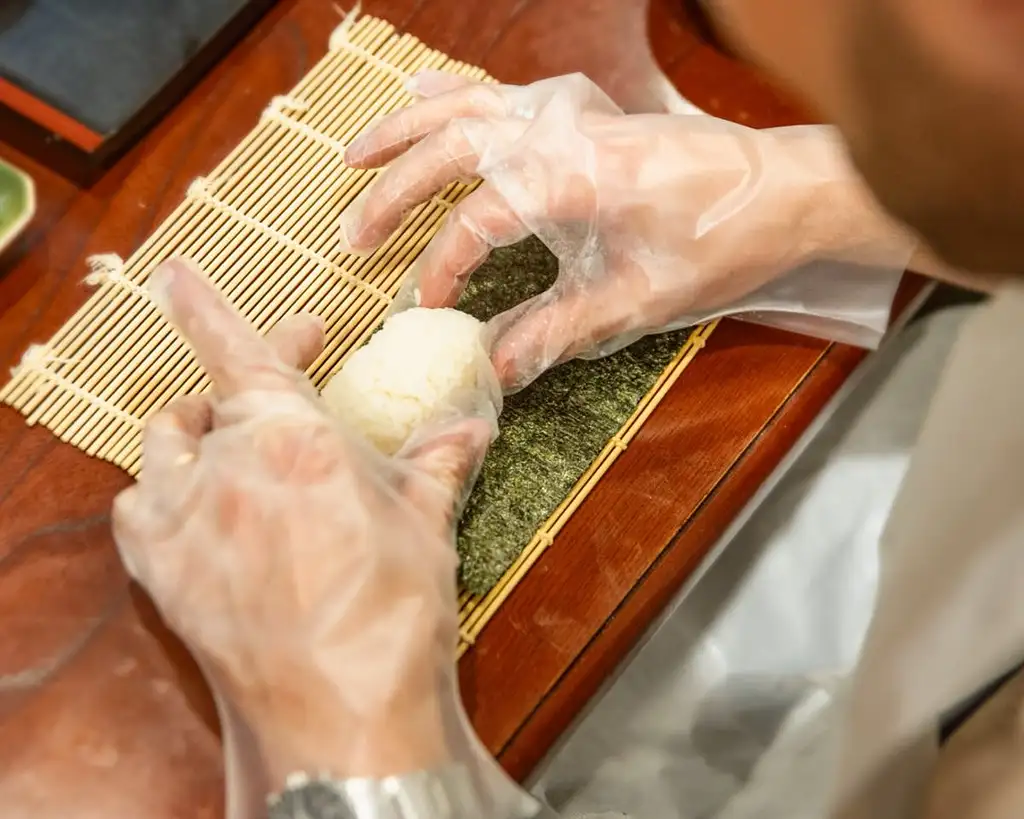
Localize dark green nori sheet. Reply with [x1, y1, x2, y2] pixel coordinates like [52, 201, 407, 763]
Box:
[455, 237, 691, 595]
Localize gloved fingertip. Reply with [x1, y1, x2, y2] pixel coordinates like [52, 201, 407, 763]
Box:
[450, 416, 495, 474]
[343, 137, 371, 168]
[147, 260, 174, 313]
[500, 370, 527, 394]
[402, 72, 425, 98]
[266, 312, 328, 371]
[434, 417, 494, 467]
[403, 69, 463, 99]
[336, 227, 359, 256]
[416, 277, 456, 309]
[337, 217, 375, 258]
[384, 283, 421, 319]
[491, 353, 514, 386]
[338, 183, 385, 256]
[275, 310, 326, 332]
[148, 257, 198, 317]
[487, 337, 523, 391]
[297, 311, 326, 333]
[404, 416, 492, 505]
[496, 354, 539, 394]
[297, 314, 329, 363]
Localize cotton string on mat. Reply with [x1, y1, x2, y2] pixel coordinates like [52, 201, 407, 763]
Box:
[0, 12, 717, 655]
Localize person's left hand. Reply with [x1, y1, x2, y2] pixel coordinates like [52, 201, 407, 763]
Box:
[111, 258, 495, 807]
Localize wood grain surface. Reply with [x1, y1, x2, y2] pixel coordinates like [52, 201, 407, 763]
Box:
[0, 0, 922, 814]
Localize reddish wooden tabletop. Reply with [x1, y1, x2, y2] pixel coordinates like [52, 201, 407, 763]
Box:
[0, 0, 923, 814]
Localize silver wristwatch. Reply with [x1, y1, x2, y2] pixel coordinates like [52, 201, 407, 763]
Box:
[266, 765, 549, 819]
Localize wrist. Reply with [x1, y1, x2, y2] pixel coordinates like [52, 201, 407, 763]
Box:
[266, 763, 547, 819]
[255, 699, 454, 790]
[210, 664, 453, 790]
[267, 765, 481, 819]
[812, 174, 919, 267]
[254, 700, 549, 819]
[777, 126, 919, 269]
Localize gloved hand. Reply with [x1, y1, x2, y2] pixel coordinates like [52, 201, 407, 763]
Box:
[111, 259, 530, 818]
[342, 72, 917, 390]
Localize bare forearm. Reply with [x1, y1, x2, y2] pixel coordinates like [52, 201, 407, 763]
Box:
[794, 124, 998, 292]
[848, 184, 1000, 291]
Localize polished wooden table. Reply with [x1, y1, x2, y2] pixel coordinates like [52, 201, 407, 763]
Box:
[0, 0, 923, 814]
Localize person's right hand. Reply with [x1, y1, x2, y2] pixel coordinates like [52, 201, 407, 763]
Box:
[342, 72, 915, 390]
[111, 259, 499, 814]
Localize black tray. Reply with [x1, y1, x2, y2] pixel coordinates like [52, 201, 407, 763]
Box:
[0, 0, 276, 185]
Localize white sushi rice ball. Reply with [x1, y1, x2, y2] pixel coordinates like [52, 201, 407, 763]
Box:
[320, 307, 499, 455]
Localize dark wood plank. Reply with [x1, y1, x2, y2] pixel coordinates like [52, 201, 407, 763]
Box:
[664, 44, 815, 126]
[0, 0, 915, 814]
[649, 0, 817, 125]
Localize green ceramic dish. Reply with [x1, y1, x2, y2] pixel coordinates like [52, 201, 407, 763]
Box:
[0, 159, 35, 255]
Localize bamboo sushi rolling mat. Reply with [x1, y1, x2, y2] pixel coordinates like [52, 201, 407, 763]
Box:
[0, 12, 717, 656]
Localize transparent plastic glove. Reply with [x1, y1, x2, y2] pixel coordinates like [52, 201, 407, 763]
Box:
[111, 259, 542, 819]
[342, 72, 917, 391]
